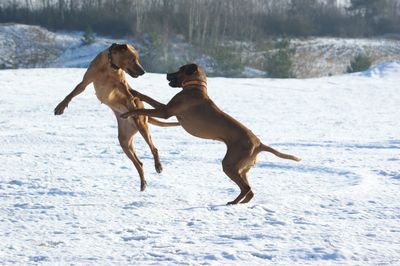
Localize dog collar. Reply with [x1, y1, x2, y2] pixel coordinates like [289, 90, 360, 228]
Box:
[108, 43, 120, 70]
[182, 80, 207, 89]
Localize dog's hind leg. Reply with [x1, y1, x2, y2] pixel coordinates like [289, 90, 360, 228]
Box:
[116, 115, 147, 191]
[136, 118, 163, 174]
[222, 148, 253, 205]
[222, 143, 259, 204]
[223, 167, 251, 205]
[238, 151, 259, 204]
[238, 170, 254, 204]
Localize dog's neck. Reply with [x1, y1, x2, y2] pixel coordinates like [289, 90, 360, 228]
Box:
[182, 80, 207, 90]
[108, 44, 120, 71]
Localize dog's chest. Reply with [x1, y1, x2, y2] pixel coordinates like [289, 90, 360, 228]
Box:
[93, 85, 111, 103]
[93, 83, 128, 112]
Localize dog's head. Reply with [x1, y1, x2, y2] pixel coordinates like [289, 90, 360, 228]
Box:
[110, 44, 145, 78]
[167, 63, 206, 88]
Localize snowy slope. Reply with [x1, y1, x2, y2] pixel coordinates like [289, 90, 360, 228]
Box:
[243, 37, 400, 78]
[0, 64, 399, 265]
[0, 23, 130, 69]
[2, 23, 400, 78]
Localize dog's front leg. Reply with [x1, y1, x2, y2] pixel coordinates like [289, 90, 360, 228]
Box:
[121, 95, 184, 120]
[54, 70, 93, 115]
[54, 82, 86, 115]
[127, 86, 165, 109]
[120, 108, 171, 120]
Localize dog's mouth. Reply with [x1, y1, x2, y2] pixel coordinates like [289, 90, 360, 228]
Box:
[167, 73, 179, 87]
[127, 68, 140, 78]
[168, 79, 178, 87]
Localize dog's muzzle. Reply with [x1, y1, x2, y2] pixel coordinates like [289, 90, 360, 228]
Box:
[166, 73, 174, 81]
[128, 67, 145, 78]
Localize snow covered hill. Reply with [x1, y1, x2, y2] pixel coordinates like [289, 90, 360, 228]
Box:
[0, 63, 399, 264]
[0, 23, 130, 69]
[242, 37, 400, 78]
[1, 23, 400, 78]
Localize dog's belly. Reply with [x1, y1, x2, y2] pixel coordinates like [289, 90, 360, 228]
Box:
[178, 119, 220, 140]
[177, 105, 259, 144]
[177, 113, 238, 142]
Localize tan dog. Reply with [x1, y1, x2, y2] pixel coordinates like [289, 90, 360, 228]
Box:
[121, 63, 300, 204]
[54, 43, 178, 191]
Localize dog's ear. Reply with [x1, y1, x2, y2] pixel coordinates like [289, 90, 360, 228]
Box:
[185, 64, 198, 75]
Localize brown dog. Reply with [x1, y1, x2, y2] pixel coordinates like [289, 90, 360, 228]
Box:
[121, 63, 300, 204]
[54, 43, 178, 191]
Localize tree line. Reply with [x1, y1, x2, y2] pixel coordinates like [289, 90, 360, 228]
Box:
[1, 0, 399, 44]
[1, 0, 399, 77]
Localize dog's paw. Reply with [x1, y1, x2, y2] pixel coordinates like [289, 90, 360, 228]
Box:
[54, 102, 67, 115]
[155, 163, 163, 173]
[140, 181, 147, 191]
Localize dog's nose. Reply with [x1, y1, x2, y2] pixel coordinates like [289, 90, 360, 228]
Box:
[137, 63, 145, 75]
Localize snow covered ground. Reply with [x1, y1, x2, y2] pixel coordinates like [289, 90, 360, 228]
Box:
[0, 63, 399, 265]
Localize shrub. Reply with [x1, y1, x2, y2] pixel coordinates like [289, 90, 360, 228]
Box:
[264, 38, 296, 78]
[346, 53, 372, 73]
[210, 46, 244, 77]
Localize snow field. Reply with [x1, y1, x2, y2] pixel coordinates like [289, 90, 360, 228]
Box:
[0, 64, 399, 264]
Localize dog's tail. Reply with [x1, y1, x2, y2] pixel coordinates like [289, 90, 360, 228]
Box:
[148, 117, 180, 127]
[258, 143, 301, 161]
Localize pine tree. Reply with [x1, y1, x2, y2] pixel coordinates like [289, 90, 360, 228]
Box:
[81, 26, 95, 45]
[265, 38, 296, 78]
